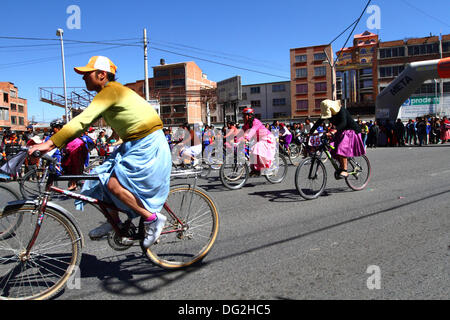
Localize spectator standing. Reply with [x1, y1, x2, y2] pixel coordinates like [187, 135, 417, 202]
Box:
[440, 116, 450, 144]
[394, 119, 405, 147]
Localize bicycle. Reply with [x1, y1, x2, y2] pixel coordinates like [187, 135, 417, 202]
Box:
[294, 134, 371, 200]
[219, 141, 288, 190]
[0, 151, 219, 300]
[278, 137, 301, 166]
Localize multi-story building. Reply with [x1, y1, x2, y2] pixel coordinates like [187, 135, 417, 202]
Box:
[335, 31, 378, 115]
[126, 61, 217, 126]
[289, 44, 335, 119]
[239, 81, 291, 121]
[335, 31, 450, 118]
[0, 82, 28, 132]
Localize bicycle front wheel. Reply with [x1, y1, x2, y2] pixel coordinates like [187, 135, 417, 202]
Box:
[0, 205, 82, 300]
[345, 155, 371, 191]
[219, 162, 249, 190]
[19, 168, 57, 199]
[0, 184, 22, 240]
[295, 157, 327, 200]
[143, 186, 219, 269]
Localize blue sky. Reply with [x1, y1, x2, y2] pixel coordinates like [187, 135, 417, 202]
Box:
[0, 0, 449, 122]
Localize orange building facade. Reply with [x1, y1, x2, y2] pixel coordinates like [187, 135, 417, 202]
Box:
[126, 61, 216, 126]
[0, 82, 28, 132]
[289, 44, 335, 118]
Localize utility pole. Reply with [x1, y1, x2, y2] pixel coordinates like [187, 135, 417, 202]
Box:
[439, 32, 444, 117]
[143, 28, 150, 102]
[56, 28, 70, 123]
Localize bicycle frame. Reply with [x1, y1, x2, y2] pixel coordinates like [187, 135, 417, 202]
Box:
[23, 168, 193, 257]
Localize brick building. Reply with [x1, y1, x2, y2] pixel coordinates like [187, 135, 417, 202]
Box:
[0, 82, 28, 133]
[126, 61, 217, 126]
[335, 31, 450, 117]
[289, 44, 335, 119]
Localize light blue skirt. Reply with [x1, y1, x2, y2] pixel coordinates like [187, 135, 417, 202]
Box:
[75, 129, 171, 218]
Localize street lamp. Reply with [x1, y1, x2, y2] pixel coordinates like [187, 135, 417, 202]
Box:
[323, 58, 337, 101]
[56, 28, 70, 123]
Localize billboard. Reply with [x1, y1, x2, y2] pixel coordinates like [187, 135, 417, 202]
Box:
[217, 76, 242, 104]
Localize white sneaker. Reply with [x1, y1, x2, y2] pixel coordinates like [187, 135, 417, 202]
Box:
[88, 221, 113, 240]
[143, 214, 167, 248]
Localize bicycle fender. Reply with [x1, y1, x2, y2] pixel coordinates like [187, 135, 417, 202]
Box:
[2, 200, 85, 248]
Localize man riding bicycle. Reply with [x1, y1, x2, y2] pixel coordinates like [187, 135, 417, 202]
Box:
[28, 56, 171, 248]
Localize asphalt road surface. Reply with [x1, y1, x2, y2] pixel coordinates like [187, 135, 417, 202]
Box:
[3, 144, 449, 301]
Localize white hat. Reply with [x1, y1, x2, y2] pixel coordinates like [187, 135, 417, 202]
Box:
[320, 99, 341, 119]
[30, 136, 42, 144]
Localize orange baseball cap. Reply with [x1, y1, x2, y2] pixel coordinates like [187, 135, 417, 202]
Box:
[74, 56, 117, 75]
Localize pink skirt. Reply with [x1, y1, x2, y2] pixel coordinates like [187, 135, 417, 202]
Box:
[332, 130, 366, 158]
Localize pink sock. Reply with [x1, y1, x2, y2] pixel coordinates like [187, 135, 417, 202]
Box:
[145, 213, 157, 222]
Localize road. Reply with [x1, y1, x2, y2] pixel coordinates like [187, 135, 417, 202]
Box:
[4, 144, 449, 301]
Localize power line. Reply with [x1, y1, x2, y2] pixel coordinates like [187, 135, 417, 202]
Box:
[150, 46, 290, 80]
[399, 0, 450, 28]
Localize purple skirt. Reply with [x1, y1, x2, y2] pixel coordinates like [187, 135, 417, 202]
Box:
[332, 130, 366, 158]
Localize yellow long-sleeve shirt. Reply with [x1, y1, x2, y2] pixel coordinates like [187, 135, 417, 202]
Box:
[51, 81, 163, 148]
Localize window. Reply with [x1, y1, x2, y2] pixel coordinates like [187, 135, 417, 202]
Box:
[18, 105, 24, 113]
[379, 65, 405, 78]
[314, 99, 322, 110]
[314, 66, 326, 77]
[155, 80, 170, 88]
[172, 67, 185, 76]
[251, 100, 261, 107]
[314, 53, 326, 61]
[444, 82, 450, 93]
[361, 80, 373, 88]
[296, 100, 308, 111]
[10, 103, 16, 111]
[272, 84, 286, 92]
[161, 106, 171, 114]
[154, 69, 169, 77]
[443, 42, 450, 52]
[173, 105, 186, 113]
[273, 98, 286, 106]
[250, 87, 260, 94]
[172, 79, 185, 87]
[314, 82, 327, 92]
[242, 92, 247, 100]
[407, 43, 439, 56]
[296, 83, 308, 94]
[295, 55, 307, 63]
[296, 68, 307, 78]
[3, 93, 8, 103]
[10, 90, 17, 98]
[19, 117, 24, 125]
[360, 68, 372, 75]
[0, 107, 8, 121]
[379, 47, 405, 59]
[360, 48, 367, 54]
[11, 116, 17, 124]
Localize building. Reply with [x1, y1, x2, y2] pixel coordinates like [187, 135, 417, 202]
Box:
[289, 44, 335, 119]
[335, 31, 378, 115]
[239, 81, 291, 121]
[335, 31, 450, 118]
[126, 61, 217, 126]
[0, 82, 28, 133]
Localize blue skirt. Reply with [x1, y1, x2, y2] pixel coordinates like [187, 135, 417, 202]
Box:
[75, 129, 171, 218]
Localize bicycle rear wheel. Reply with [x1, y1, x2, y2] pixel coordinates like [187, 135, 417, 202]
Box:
[219, 162, 249, 190]
[295, 157, 327, 200]
[0, 184, 22, 240]
[345, 155, 371, 191]
[265, 154, 288, 184]
[0, 205, 82, 300]
[143, 186, 219, 269]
